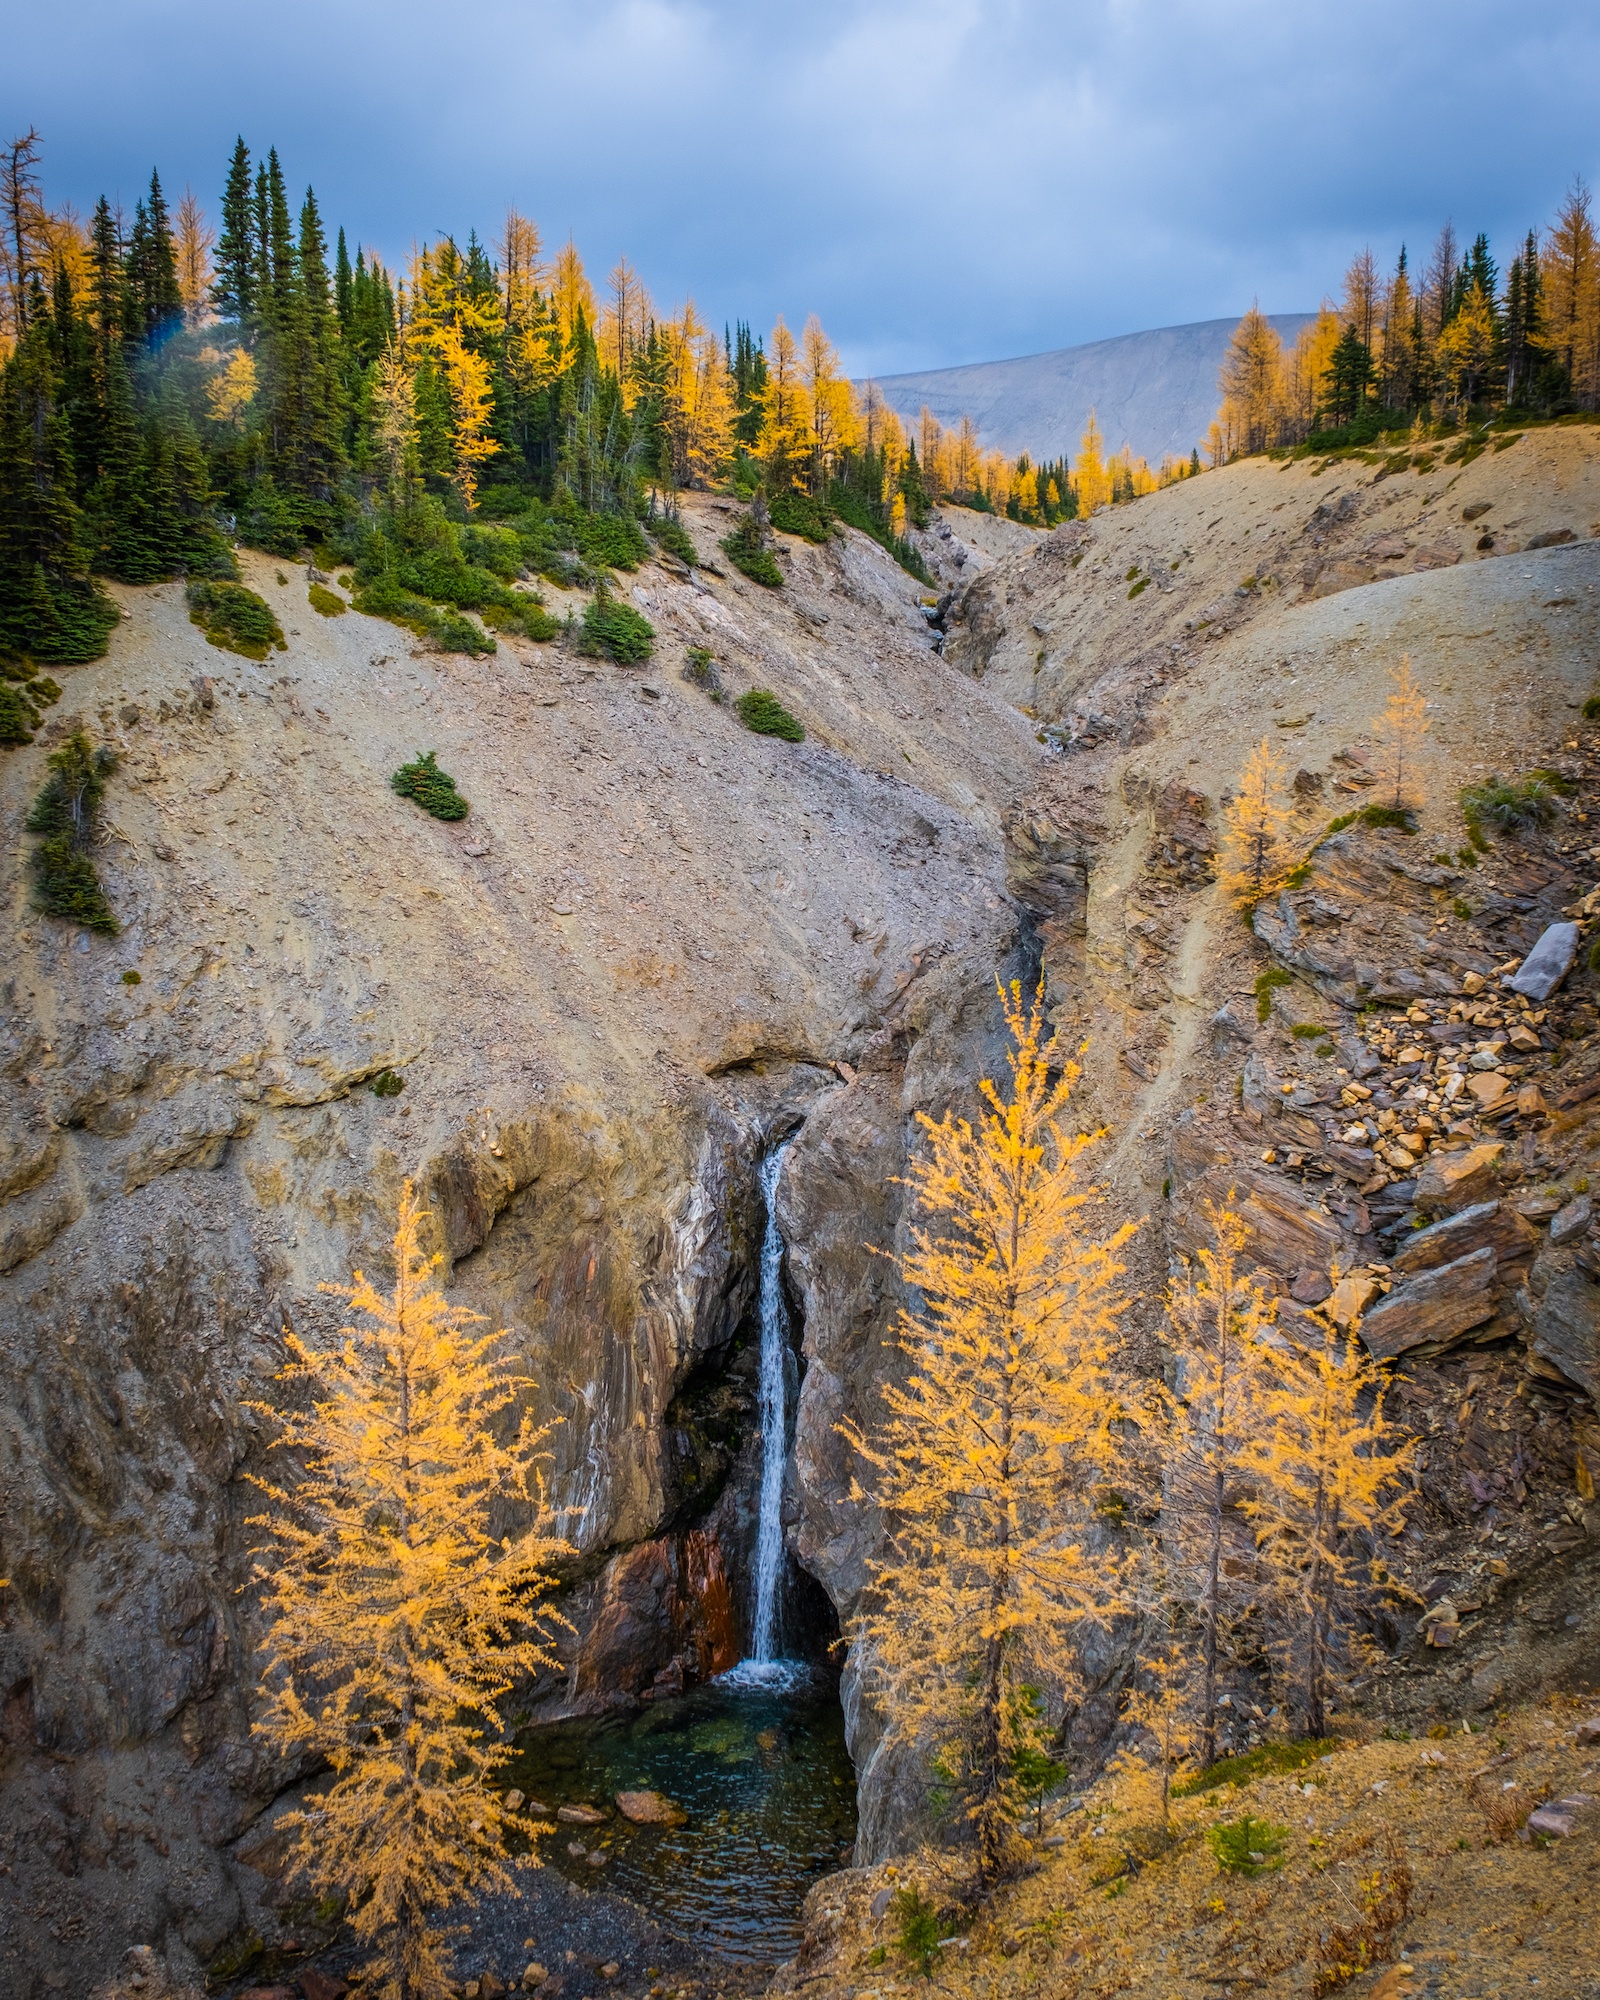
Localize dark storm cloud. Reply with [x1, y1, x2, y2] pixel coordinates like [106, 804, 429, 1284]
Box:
[5, 0, 1599, 372]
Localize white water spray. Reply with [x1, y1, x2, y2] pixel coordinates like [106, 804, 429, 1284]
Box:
[749, 1136, 794, 1666]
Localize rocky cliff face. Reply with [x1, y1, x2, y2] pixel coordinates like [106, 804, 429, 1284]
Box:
[7, 439, 1600, 1994]
[0, 502, 1039, 1990]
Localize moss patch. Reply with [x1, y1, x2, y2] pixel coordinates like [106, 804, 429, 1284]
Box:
[307, 582, 346, 617]
[186, 579, 286, 660]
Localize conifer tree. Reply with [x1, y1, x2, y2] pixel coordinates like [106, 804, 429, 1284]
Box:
[251, 1184, 573, 2000]
[1220, 737, 1296, 908]
[1369, 655, 1429, 815]
[1240, 1300, 1412, 1735]
[213, 137, 255, 326]
[125, 169, 182, 344]
[1162, 1202, 1280, 1765]
[1219, 305, 1286, 453]
[1111, 1636, 1196, 1829]
[840, 986, 1138, 1882]
[1073, 411, 1111, 513]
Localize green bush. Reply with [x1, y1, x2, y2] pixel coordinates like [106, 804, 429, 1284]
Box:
[25, 731, 119, 933]
[308, 582, 346, 617]
[1255, 966, 1293, 1022]
[769, 488, 835, 543]
[1207, 1813, 1288, 1876]
[483, 596, 561, 642]
[430, 610, 495, 657]
[1584, 693, 1600, 720]
[891, 1887, 944, 1977]
[391, 751, 469, 821]
[1, 668, 61, 746]
[186, 579, 287, 661]
[578, 584, 654, 663]
[721, 518, 784, 588]
[825, 482, 935, 584]
[651, 516, 699, 566]
[1359, 802, 1417, 833]
[570, 508, 648, 573]
[1460, 773, 1567, 833]
[1174, 1739, 1336, 1798]
[736, 689, 805, 741]
[370, 1068, 405, 1097]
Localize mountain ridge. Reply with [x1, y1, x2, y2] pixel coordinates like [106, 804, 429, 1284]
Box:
[869, 313, 1315, 466]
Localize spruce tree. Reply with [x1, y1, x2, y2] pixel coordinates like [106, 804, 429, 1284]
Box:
[125, 170, 182, 345]
[213, 137, 256, 326]
[0, 324, 117, 663]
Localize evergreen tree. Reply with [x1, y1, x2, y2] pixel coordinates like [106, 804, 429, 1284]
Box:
[1322, 324, 1375, 426]
[213, 137, 256, 325]
[0, 322, 117, 663]
[125, 169, 182, 345]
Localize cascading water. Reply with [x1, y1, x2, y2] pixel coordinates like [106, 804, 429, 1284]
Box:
[749, 1135, 794, 1666]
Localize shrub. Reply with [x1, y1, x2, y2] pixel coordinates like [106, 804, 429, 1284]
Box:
[682, 646, 726, 702]
[651, 516, 699, 567]
[736, 689, 805, 741]
[1584, 693, 1600, 720]
[1208, 1813, 1288, 1876]
[570, 509, 649, 573]
[391, 751, 469, 821]
[577, 584, 654, 663]
[1175, 1738, 1336, 1797]
[769, 488, 834, 543]
[1460, 773, 1566, 833]
[1255, 965, 1293, 1022]
[308, 582, 346, 617]
[430, 610, 495, 657]
[370, 1068, 405, 1097]
[483, 597, 560, 642]
[721, 518, 784, 588]
[1, 673, 55, 745]
[186, 579, 287, 661]
[25, 730, 119, 934]
[891, 1887, 944, 1977]
[1359, 802, 1417, 833]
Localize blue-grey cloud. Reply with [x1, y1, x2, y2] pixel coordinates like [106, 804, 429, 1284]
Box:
[5, 0, 1598, 377]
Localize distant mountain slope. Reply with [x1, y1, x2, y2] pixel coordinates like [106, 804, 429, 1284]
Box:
[871, 314, 1314, 466]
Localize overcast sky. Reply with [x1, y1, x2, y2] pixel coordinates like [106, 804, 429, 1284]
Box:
[5, 0, 1599, 376]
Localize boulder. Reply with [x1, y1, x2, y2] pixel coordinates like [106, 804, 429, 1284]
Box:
[1529, 1267, 1600, 1398]
[1526, 1794, 1594, 1838]
[1390, 1200, 1537, 1277]
[616, 1788, 688, 1825]
[1508, 921, 1580, 1001]
[1360, 1247, 1498, 1359]
[556, 1802, 609, 1825]
[1467, 1071, 1510, 1109]
[1414, 1143, 1505, 1213]
[1326, 1272, 1380, 1327]
[1549, 1193, 1593, 1245]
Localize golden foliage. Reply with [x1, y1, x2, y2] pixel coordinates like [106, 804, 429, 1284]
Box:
[371, 343, 418, 491]
[176, 186, 214, 327]
[1239, 1299, 1412, 1736]
[660, 301, 735, 489]
[205, 346, 258, 426]
[756, 317, 812, 491]
[1219, 303, 1287, 455]
[1111, 1636, 1197, 1828]
[840, 984, 1138, 1880]
[1074, 412, 1111, 514]
[1220, 736, 1298, 908]
[250, 1184, 573, 2000]
[1162, 1202, 1282, 1763]
[550, 237, 595, 349]
[1369, 654, 1430, 814]
[433, 322, 498, 510]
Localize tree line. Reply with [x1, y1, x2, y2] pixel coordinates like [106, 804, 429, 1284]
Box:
[0, 124, 1206, 696]
[1215, 181, 1600, 457]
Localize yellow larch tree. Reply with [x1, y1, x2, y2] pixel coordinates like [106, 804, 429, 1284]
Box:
[1370, 654, 1430, 814]
[1074, 411, 1111, 514]
[550, 237, 595, 350]
[661, 301, 734, 488]
[1435, 280, 1499, 410]
[1163, 1202, 1280, 1764]
[1284, 304, 1342, 440]
[600, 256, 652, 386]
[800, 313, 859, 491]
[497, 208, 544, 325]
[951, 413, 982, 499]
[756, 316, 812, 492]
[250, 1185, 573, 2000]
[176, 186, 214, 327]
[1220, 736, 1297, 907]
[433, 321, 498, 510]
[839, 985, 1139, 1883]
[370, 343, 419, 493]
[1110, 1635, 1197, 1829]
[1541, 179, 1600, 407]
[1219, 303, 1287, 455]
[1239, 1296, 1412, 1736]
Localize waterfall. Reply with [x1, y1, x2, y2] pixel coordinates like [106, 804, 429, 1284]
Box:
[749, 1136, 795, 1666]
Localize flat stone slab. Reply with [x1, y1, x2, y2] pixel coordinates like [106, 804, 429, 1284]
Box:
[1415, 1142, 1505, 1214]
[1526, 1793, 1594, 1838]
[1361, 1246, 1498, 1359]
[1509, 921, 1580, 1001]
[1530, 1266, 1600, 1398]
[1391, 1199, 1537, 1276]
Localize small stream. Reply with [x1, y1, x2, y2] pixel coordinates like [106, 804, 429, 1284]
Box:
[507, 1133, 856, 1965]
